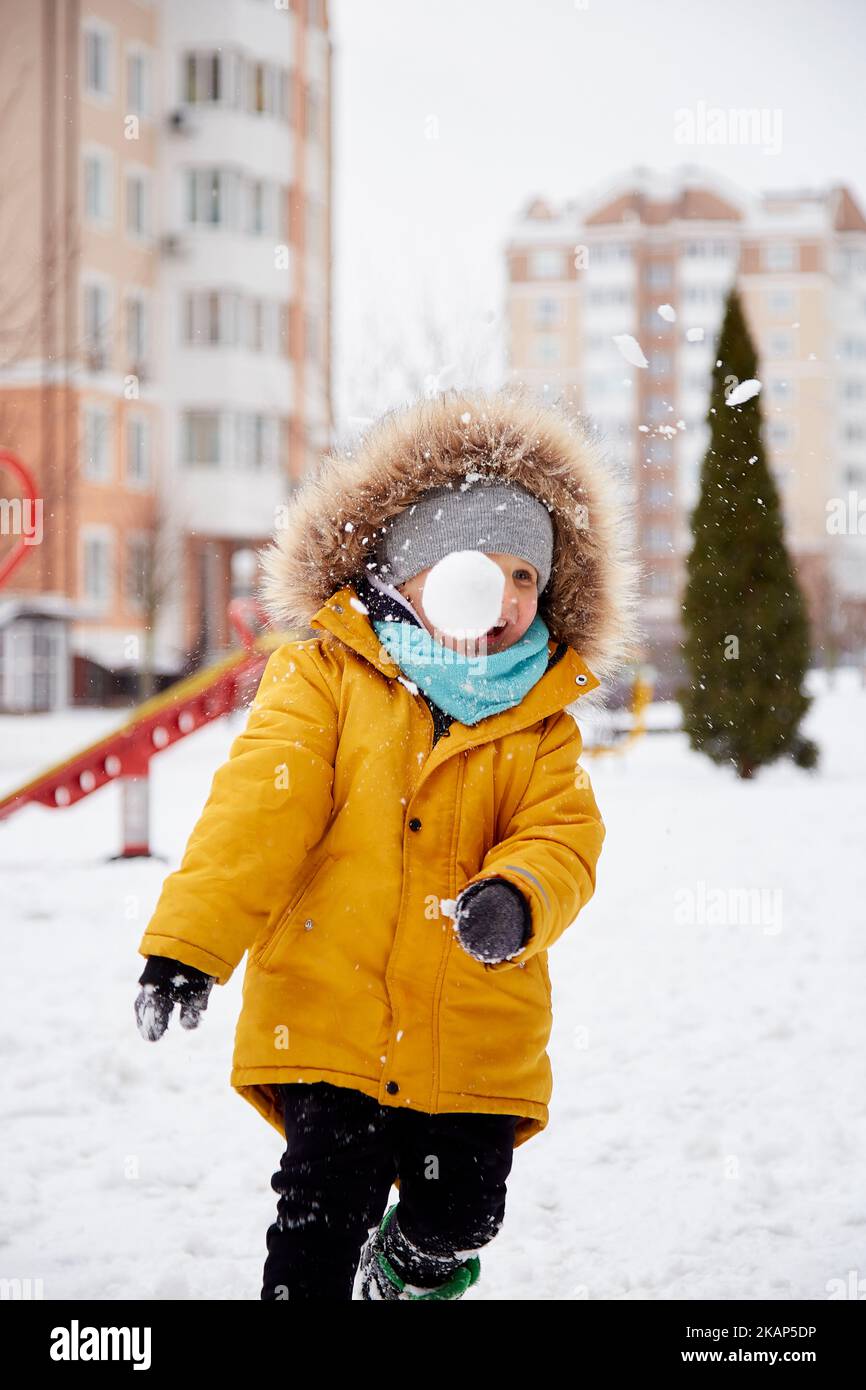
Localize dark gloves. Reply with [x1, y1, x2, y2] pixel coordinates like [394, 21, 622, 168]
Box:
[453, 878, 532, 965]
[134, 955, 215, 1041]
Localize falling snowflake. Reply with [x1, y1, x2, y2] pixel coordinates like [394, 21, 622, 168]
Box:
[612, 334, 648, 369]
[726, 379, 762, 407]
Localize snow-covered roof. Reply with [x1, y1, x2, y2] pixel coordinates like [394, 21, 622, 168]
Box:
[0, 595, 83, 628]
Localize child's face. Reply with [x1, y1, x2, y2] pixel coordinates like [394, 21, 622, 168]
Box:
[397, 552, 540, 654]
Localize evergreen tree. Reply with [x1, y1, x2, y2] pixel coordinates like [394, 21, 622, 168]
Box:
[678, 286, 818, 778]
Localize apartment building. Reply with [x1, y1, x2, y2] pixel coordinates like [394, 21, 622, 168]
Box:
[505, 167, 866, 670]
[0, 0, 332, 710]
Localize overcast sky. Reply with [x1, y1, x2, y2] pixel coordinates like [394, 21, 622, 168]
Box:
[330, 0, 866, 429]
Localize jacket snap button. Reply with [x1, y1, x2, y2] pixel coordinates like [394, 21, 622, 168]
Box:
[304, 919, 313, 931]
[408, 817, 422, 831]
[386, 1080, 399, 1094]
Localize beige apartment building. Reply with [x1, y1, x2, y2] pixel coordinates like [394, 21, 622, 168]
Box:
[0, 0, 332, 709]
[506, 167, 866, 674]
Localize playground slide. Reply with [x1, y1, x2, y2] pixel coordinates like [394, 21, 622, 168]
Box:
[0, 633, 286, 840]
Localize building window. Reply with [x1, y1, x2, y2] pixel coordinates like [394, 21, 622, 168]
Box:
[768, 378, 792, 402]
[645, 525, 673, 554]
[767, 287, 795, 315]
[82, 404, 113, 481]
[682, 284, 725, 305]
[83, 148, 113, 225]
[185, 168, 240, 227]
[247, 178, 278, 236]
[126, 172, 151, 239]
[182, 289, 242, 346]
[82, 281, 111, 368]
[769, 421, 792, 447]
[183, 411, 221, 464]
[248, 61, 283, 116]
[646, 482, 671, 508]
[534, 335, 560, 365]
[841, 378, 866, 400]
[279, 70, 293, 122]
[646, 395, 670, 421]
[768, 330, 794, 359]
[233, 412, 279, 469]
[126, 417, 151, 486]
[645, 441, 673, 465]
[765, 242, 796, 271]
[126, 50, 151, 116]
[125, 533, 151, 612]
[645, 262, 672, 288]
[842, 421, 866, 443]
[646, 569, 674, 594]
[184, 51, 223, 103]
[529, 249, 564, 279]
[643, 306, 673, 332]
[590, 242, 631, 264]
[245, 299, 280, 354]
[125, 295, 148, 372]
[683, 239, 734, 259]
[649, 351, 672, 375]
[82, 529, 113, 610]
[534, 297, 562, 328]
[841, 337, 866, 360]
[83, 23, 112, 99]
[586, 285, 631, 307]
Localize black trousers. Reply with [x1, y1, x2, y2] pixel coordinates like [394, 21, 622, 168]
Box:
[261, 1080, 520, 1300]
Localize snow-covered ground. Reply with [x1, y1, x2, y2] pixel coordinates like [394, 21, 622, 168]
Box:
[1, 668, 864, 1300]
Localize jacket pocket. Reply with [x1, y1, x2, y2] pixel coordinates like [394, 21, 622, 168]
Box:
[251, 853, 334, 971]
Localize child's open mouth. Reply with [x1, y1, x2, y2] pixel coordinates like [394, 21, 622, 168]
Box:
[484, 619, 507, 642]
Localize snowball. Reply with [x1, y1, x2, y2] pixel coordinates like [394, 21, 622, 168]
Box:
[726, 379, 762, 407]
[612, 334, 648, 369]
[421, 550, 505, 638]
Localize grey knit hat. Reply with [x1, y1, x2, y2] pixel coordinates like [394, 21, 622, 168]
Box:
[374, 480, 554, 593]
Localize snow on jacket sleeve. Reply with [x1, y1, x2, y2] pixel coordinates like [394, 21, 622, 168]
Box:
[137, 642, 337, 985]
[462, 707, 605, 973]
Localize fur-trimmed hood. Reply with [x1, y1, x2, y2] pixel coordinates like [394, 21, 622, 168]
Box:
[258, 387, 645, 687]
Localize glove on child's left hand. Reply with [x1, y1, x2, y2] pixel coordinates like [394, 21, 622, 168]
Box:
[453, 878, 531, 965]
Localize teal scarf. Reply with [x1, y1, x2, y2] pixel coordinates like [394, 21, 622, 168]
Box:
[372, 613, 552, 725]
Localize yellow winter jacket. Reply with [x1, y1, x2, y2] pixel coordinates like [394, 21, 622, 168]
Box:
[138, 387, 642, 1149]
[138, 588, 605, 1148]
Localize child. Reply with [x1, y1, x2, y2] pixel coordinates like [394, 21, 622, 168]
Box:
[134, 387, 640, 1301]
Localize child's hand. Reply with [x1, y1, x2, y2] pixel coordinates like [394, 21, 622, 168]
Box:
[453, 878, 531, 965]
[134, 955, 215, 1041]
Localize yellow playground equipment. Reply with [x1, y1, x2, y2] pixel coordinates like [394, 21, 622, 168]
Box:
[582, 666, 655, 757]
